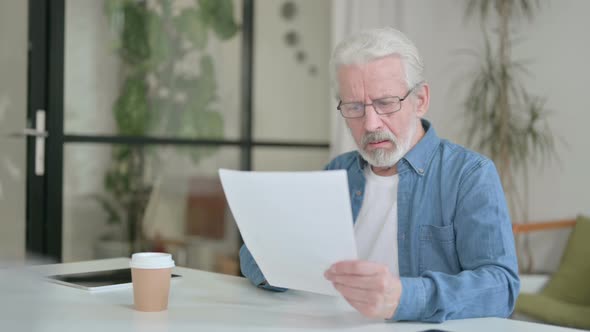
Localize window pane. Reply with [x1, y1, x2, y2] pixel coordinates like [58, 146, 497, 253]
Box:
[253, 147, 330, 171]
[253, 0, 331, 142]
[62, 143, 241, 275]
[63, 0, 243, 140]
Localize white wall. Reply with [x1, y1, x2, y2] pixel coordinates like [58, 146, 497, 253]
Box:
[252, 0, 332, 171]
[253, 0, 331, 144]
[0, 0, 28, 261]
[512, 1, 590, 221]
[508, 1, 590, 271]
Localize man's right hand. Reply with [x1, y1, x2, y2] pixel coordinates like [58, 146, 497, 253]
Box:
[324, 260, 402, 319]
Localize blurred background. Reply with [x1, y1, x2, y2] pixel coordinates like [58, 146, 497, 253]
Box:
[0, 0, 588, 282]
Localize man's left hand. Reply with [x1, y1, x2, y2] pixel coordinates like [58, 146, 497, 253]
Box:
[324, 260, 402, 319]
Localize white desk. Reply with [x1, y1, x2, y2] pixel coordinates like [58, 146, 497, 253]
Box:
[0, 258, 582, 332]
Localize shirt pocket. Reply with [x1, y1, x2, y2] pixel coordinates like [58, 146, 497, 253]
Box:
[419, 224, 460, 274]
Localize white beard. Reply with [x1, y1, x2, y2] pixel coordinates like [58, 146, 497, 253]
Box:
[356, 117, 418, 168]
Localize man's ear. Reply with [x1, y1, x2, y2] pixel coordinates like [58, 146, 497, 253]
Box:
[413, 83, 430, 118]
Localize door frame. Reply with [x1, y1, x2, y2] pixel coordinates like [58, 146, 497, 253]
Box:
[26, 0, 64, 259]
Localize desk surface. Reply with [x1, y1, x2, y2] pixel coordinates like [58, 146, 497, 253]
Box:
[0, 258, 582, 332]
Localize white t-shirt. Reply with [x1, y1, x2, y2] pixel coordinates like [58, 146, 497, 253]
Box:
[354, 166, 399, 276]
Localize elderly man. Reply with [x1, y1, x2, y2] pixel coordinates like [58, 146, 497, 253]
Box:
[239, 27, 519, 323]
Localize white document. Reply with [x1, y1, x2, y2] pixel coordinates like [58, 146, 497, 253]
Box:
[219, 169, 358, 296]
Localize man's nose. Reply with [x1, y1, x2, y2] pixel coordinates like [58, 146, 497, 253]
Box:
[363, 104, 383, 131]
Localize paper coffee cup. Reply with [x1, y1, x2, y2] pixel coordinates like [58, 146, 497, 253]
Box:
[130, 253, 175, 312]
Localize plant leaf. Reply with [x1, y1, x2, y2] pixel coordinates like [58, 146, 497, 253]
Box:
[198, 0, 240, 40]
[114, 76, 151, 136]
[176, 8, 208, 50]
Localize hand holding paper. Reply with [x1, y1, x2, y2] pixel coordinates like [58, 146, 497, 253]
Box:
[219, 169, 358, 295]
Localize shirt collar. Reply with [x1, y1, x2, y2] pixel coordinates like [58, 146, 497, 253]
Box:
[353, 119, 440, 176]
[402, 119, 440, 176]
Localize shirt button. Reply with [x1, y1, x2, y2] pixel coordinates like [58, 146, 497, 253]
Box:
[356, 190, 362, 196]
[418, 168, 424, 174]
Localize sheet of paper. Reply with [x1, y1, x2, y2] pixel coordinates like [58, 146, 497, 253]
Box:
[219, 169, 358, 296]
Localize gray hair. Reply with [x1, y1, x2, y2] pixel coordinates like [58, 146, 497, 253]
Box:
[330, 27, 424, 99]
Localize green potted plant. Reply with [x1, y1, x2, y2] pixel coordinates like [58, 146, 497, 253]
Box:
[94, 0, 240, 257]
[461, 0, 558, 271]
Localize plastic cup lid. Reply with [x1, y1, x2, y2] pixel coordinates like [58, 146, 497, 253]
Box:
[130, 252, 175, 269]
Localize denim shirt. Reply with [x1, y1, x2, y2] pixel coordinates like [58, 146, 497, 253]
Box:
[239, 119, 520, 322]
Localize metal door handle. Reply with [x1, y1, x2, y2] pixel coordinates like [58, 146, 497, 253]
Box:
[8, 128, 48, 138]
[33, 110, 46, 176]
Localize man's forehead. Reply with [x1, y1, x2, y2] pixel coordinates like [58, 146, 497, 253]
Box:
[338, 62, 405, 85]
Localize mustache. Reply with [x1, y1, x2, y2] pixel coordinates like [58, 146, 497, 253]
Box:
[361, 131, 398, 147]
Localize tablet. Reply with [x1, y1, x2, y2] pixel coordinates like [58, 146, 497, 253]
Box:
[46, 268, 181, 292]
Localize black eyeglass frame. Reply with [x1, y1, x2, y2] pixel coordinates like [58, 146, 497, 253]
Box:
[336, 82, 424, 119]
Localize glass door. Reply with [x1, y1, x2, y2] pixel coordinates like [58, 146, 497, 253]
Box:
[57, 0, 245, 274]
[31, 0, 332, 274]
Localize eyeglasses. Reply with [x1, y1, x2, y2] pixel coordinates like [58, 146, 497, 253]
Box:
[337, 82, 423, 119]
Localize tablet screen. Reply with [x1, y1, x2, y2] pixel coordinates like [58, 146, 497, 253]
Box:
[47, 268, 181, 291]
